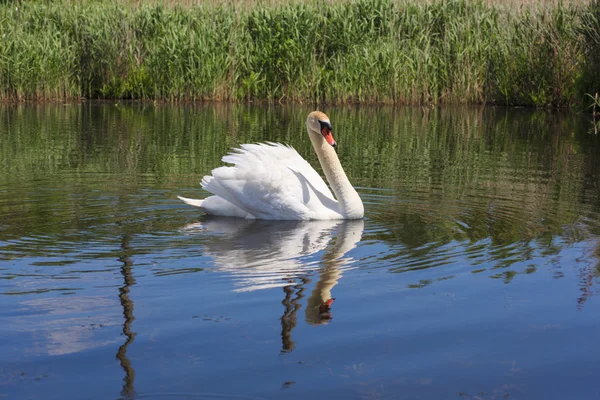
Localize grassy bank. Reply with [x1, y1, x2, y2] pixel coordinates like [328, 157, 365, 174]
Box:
[1, 0, 600, 106]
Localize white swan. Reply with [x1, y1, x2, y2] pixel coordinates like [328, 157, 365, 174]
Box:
[177, 111, 364, 220]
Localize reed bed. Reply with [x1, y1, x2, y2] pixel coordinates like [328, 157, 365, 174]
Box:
[1, 0, 599, 106]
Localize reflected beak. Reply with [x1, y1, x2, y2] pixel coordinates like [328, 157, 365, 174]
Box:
[319, 298, 335, 320]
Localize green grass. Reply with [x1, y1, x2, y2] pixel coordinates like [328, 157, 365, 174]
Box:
[1, 0, 600, 107]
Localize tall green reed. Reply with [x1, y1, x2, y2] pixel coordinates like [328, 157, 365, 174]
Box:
[0, 0, 598, 107]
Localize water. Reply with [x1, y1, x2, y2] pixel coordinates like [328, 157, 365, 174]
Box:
[1, 104, 599, 400]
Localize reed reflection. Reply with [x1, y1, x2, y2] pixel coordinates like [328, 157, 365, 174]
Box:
[117, 233, 136, 398]
[280, 277, 308, 353]
[184, 218, 364, 351]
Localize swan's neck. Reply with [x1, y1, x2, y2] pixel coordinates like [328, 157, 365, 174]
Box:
[310, 135, 364, 219]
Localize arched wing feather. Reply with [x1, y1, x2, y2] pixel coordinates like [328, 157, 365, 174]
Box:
[201, 143, 336, 220]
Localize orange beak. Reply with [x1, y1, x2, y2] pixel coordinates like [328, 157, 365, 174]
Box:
[322, 128, 337, 148]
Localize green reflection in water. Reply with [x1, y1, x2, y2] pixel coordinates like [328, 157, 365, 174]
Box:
[0, 103, 599, 257]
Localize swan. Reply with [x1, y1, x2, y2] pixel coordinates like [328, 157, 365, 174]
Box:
[177, 111, 364, 220]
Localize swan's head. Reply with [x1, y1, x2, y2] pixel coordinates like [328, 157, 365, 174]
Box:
[307, 111, 337, 148]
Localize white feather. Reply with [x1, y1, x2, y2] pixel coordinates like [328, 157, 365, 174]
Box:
[208, 143, 338, 220]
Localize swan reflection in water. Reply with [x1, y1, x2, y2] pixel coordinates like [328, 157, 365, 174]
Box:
[183, 218, 363, 348]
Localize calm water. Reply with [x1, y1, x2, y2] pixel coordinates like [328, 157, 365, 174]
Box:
[1, 104, 600, 400]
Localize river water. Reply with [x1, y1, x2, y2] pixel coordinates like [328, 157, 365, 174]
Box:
[1, 104, 599, 400]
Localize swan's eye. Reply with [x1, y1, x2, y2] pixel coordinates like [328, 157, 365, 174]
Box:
[319, 120, 332, 132]
[318, 120, 337, 148]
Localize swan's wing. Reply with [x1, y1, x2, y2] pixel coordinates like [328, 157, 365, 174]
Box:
[273, 145, 335, 200]
[202, 143, 336, 220]
[177, 195, 251, 218]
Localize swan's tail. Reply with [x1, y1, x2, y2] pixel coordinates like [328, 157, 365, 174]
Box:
[177, 196, 205, 208]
